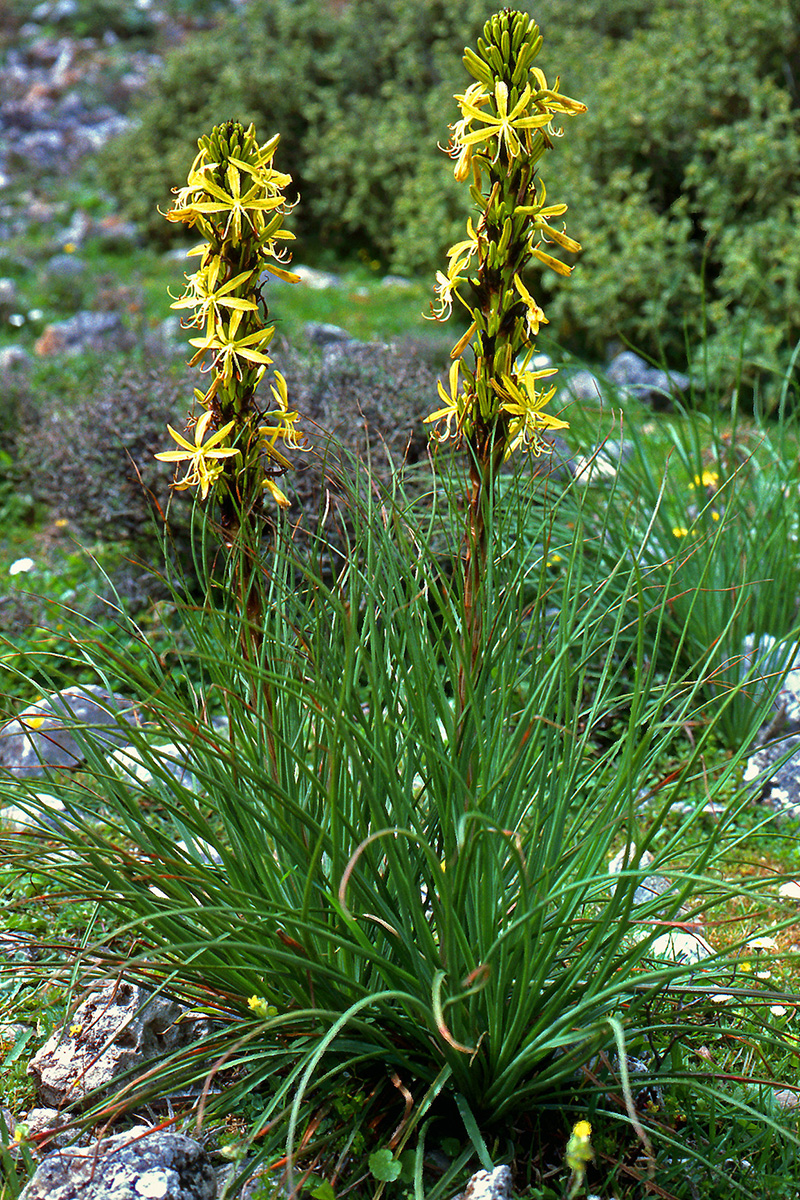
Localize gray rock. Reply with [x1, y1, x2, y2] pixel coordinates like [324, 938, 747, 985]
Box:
[738, 633, 800, 726]
[459, 1165, 513, 1200]
[741, 637, 800, 814]
[43, 253, 86, 281]
[28, 980, 211, 1108]
[292, 264, 341, 290]
[650, 928, 715, 965]
[34, 310, 133, 357]
[380, 274, 415, 289]
[18, 1107, 72, 1151]
[608, 845, 671, 907]
[596, 438, 634, 467]
[108, 742, 199, 793]
[0, 685, 141, 778]
[0, 276, 18, 319]
[744, 733, 800, 817]
[562, 367, 604, 402]
[530, 434, 578, 484]
[605, 350, 692, 409]
[0, 345, 32, 371]
[304, 321, 355, 348]
[0, 790, 65, 832]
[19, 1129, 216, 1200]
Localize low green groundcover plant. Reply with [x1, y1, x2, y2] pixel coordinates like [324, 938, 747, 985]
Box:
[3, 11, 800, 1200]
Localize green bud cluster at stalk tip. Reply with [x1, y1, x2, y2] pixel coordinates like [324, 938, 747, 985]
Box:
[156, 120, 304, 511]
[425, 9, 586, 474]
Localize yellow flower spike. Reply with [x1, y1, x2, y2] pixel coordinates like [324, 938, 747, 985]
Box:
[155, 409, 240, 500]
[426, 10, 583, 473]
[161, 120, 302, 512]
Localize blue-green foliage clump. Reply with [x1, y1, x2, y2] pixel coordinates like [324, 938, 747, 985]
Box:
[98, 0, 800, 398]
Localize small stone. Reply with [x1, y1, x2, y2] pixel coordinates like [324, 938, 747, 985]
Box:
[18, 1107, 70, 1150]
[43, 252, 86, 281]
[0, 345, 32, 371]
[0, 791, 65, 832]
[562, 368, 603, 402]
[18, 1129, 216, 1200]
[650, 929, 715, 965]
[34, 310, 132, 358]
[778, 881, 800, 900]
[0, 277, 18, 319]
[304, 320, 353, 347]
[291, 264, 341, 290]
[380, 274, 414, 289]
[605, 350, 692, 409]
[0, 685, 141, 778]
[608, 845, 653, 875]
[461, 1165, 513, 1200]
[28, 980, 212, 1107]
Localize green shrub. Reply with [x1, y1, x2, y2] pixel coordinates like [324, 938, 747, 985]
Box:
[99, 0, 800, 398]
[96, 0, 485, 259]
[536, 0, 800, 399]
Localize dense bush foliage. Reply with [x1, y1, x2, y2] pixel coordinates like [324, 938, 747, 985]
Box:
[14, 346, 439, 577]
[20, 361, 191, 546]
[98, 0, 800, 397]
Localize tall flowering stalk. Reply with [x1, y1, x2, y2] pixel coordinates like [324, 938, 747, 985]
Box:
[425, 10, 585, 692]
[156, 121, 302, 735]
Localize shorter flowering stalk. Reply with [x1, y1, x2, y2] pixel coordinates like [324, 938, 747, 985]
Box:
[156, 121, 303, 748]
[156, 120, 304, 530]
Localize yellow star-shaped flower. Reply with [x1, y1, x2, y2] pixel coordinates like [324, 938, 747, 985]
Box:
[457, 82, 554, 162]
[155, 409, 240, 499]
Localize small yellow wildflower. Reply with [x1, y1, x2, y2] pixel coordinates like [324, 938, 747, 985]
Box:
[247, 995, 277, 1018]
[566, 1119, 594, 1198]
[694, 469, 719, 489]
[672, 526, 689, 538]
[69, 1023, 83, 1037]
